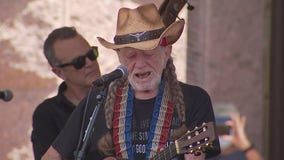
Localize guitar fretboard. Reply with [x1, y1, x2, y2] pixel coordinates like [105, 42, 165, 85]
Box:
[151, 143, 177, 160]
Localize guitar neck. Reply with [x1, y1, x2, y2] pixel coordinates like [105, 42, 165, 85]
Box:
[151, 143, 178, 160]
[151, 122, 216, 160]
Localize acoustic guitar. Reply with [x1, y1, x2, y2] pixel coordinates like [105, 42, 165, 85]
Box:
[105, 122, 217, 160]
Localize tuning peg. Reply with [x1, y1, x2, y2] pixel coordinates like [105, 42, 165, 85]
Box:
[187, 4, 194, 11]
[195, 130, 199, 135]
[187, 135, 191, 139]
[184, 0, 195, 11]
[207, 143, 214, 148]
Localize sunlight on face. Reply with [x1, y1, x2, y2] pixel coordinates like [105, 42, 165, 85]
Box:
[53, 35, 101, 87]
[117, 46, 170, 95]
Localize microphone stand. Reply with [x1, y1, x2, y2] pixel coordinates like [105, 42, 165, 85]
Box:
[75, 84, 108, 160]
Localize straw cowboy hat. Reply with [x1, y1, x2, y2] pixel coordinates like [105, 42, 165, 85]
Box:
[97, 3, 185, 50]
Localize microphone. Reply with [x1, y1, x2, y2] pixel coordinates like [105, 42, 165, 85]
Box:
[0, 89, 13, 102]
[93, 65, 128, 86]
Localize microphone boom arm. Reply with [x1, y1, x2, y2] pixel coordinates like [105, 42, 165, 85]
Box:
[74, 85, 108, 160]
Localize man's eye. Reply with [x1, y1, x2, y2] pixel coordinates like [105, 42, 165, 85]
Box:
[143, 52, 155, 57]
[126, 52, 136, 58]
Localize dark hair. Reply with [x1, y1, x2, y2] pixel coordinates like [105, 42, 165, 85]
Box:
[43, 26, 78, 67]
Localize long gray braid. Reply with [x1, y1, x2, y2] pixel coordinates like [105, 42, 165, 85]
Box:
[164, 57, 188, 140]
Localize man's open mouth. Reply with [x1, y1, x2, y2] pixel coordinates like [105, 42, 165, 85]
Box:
[135, 72, 151, 79]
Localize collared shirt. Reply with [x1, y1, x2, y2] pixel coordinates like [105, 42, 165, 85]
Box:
[31, 82, 76, 160]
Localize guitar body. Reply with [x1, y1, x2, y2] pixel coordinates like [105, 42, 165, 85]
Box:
[103, 122, 216, 160]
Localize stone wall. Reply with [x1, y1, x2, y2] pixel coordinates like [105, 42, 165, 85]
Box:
[187, 0, 267, 155]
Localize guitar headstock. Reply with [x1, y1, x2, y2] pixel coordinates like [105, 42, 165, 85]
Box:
[175, 122, 217, 155]
[159, 0, 194, 27]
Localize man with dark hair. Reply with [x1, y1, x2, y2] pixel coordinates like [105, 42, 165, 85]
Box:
[42, 4, 220, 160]
[31, 26, 101, 160]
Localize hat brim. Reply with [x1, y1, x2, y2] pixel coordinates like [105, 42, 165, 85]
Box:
[97, 19, 185, 50]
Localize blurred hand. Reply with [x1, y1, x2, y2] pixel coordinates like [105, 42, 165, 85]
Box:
[220, 112, 251, 150]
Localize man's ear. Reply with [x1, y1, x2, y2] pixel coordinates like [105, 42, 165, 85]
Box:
[52, 67, 65, 80]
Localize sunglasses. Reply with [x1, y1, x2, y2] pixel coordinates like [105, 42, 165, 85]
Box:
[57, 46, 99, 70]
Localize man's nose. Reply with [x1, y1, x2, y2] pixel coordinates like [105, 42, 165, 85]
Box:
[134, 52, 147, 67]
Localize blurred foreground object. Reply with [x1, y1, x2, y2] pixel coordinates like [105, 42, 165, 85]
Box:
[0, 89, 13, 102]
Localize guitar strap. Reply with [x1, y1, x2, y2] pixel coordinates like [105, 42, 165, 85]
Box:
[112, 79, 174, 159]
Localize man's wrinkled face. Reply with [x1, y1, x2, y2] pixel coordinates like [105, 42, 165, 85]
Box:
[117, 45, 171, 95]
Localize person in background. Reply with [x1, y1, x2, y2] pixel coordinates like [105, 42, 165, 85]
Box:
[219, 113, 264, 160]
[31, 26, 101, 160]
[42, 3, 220, 160]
